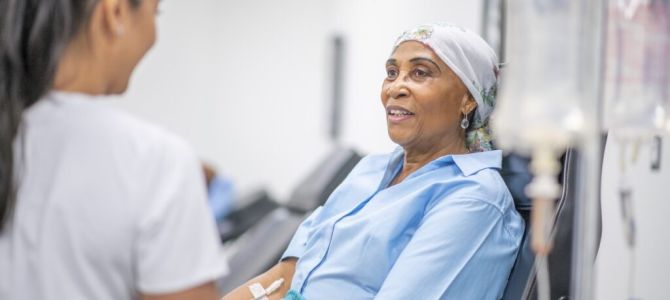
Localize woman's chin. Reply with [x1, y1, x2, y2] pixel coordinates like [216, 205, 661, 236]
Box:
[387, 131, 412, 147]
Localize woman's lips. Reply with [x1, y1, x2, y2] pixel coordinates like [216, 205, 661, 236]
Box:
[388, 113, 414, 123]
[387, 106, 415, 123]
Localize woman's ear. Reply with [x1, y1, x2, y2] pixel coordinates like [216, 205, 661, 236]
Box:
[460, 94, 478, 115]
[99, 0, 127, 38]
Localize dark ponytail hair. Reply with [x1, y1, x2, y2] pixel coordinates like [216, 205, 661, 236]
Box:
[0, 0, 140, 232]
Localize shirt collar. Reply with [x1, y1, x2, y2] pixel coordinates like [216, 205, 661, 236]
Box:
[451, 150, 502, 176]
[389, 147, 502, 177]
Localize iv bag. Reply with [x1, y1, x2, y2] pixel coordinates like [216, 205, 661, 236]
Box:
[602, 0, 670, 137]
[493, 0, 592, 154]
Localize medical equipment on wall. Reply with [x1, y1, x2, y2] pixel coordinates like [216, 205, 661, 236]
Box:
[492, 1, 604, 299]
[603, 0, 670, 137]
[602, 1, 670, 299]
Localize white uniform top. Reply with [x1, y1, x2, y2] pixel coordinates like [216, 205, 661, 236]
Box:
[0, 91, 228, 300]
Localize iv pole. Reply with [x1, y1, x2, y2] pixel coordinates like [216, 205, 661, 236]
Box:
[571, 0, 606, 299]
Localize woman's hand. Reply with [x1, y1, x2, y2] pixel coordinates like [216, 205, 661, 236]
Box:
[220, 258, 297, 300]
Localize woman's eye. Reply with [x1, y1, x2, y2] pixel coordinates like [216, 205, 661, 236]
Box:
[413, 69, 430, 77]
[386, 69, 398, 79]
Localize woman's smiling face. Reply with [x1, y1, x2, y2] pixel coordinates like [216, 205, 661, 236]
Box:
[381, 41, 476, 151]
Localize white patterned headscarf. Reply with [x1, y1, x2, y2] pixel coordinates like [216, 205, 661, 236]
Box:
[394, 22, 499, 152]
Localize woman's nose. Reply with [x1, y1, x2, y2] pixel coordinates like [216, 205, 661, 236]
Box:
[387, 81, 409, 99]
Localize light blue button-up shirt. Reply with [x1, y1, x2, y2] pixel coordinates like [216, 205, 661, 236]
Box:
[282, 148, 524, 299]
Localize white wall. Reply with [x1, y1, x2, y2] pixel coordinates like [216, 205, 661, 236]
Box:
[595, 135, 670, 299]
[113, 0, 484, 200]
[114, 0, 334, 200]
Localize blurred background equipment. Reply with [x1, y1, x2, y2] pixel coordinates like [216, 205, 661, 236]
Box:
[601, 2, 670, 299]
[203, 163, 237, 223]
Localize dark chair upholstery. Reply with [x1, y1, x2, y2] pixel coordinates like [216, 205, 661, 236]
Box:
[284, 147, 362, 213]
[500, 152, 534, 300]
[218, 189, 278, 243]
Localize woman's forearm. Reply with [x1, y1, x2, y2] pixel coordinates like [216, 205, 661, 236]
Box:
[221, 258, 297, 300]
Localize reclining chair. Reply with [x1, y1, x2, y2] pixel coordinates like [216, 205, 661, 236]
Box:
[218, 189, 279, 243]
[218, 147, 362, 293]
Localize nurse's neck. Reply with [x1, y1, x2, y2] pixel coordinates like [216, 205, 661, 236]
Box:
[390, 135, 468, 186]
[53, 34, 117, 95]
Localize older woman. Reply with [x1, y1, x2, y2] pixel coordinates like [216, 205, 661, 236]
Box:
[223, 23, 523, 300]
